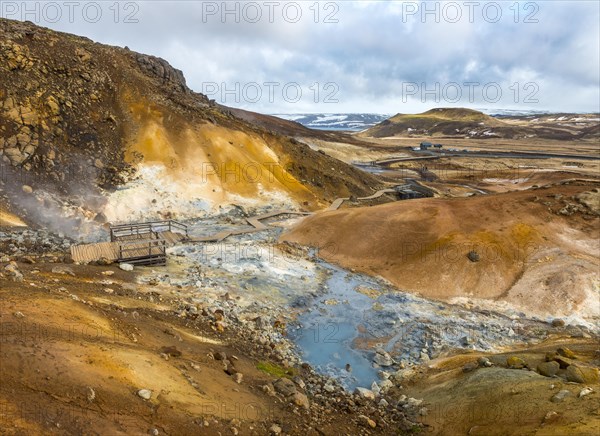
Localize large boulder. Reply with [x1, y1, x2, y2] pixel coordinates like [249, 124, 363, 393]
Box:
[565, 365, 599, 384]
[507, 356, 527, 369]
[273, 378, 297, 397]
[537, 361, 560, 377]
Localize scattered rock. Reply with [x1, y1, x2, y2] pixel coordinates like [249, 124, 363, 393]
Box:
[233, 373, 243, 384]
[273, 378, 297, 397]
[379, 379, 393, 392]
[21, 256, 35, 264]
[4, 262, 23, 282]
[373, 349, 394, 367]
[97, 257, 113, 266]
[557, 347, 577, 359]
[160, 346, 181, 358]
[262, 384, 276, 396]
[292, 376, 305, 390]
[467, 250, 480, 262]
[290, 392, 309, 409]
[551, 319, 565, 327]
[551, 389, 571, 403]
[354, 387, 376, 400]
[137, 389, 152, 400]
[51, 266, 75, 276]
[224, 365, 237, 376]
[75, 47, 92, 62]
[537, 361, 560, 377]
[543, 411, 559, 423]
[269, 424, 282, 435]
[358, 415, 376, 428]
[477, 357, 493, 367]
[213, 351, 226, 361]
[405, 397, 423, 408]
[507, 356, 527, 369]
[579, 387, 593, 398]
[86, 387, 96, 402]
[463, 362, 479, 373]
[119, 263, 134, 271]
[547, 352, 574, 369]
[22, 185, 33, 194]
[371, 381, 381, 395]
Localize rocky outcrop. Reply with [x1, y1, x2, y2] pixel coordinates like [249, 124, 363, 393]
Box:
[0, 41, 34, 70]
[135, 54, 189, 93]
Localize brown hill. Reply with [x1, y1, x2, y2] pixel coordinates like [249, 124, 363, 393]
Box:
[361, 108, 593, 140]
[224, 105, 368, 145]
[281, 182, 600, 320]
[0, 18, 382, 231]
[361, 108, 508, 138]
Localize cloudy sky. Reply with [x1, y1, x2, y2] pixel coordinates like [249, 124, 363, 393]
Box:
[4, 1, 599, 114]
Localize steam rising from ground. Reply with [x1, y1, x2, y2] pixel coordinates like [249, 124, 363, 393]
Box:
[0, 161, 107, 241]
[103, 163, 299, 223]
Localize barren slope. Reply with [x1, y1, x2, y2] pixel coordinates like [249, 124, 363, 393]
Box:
[281, 182, 600, 320]
[0, 18, 383, 233]
[0, 261, 417, 435]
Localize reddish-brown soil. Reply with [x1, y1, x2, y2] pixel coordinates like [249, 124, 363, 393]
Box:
[281, 182, 600, 319]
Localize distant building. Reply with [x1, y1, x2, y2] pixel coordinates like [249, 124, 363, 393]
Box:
[419, 141, 433, 150]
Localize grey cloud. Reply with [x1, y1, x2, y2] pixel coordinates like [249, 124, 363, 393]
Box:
[4, 0, 598, 113]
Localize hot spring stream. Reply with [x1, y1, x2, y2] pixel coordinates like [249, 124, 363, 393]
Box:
[159, 218, 553, 392]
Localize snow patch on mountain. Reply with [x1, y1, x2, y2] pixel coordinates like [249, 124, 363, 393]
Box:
[273, 113, 390, 131]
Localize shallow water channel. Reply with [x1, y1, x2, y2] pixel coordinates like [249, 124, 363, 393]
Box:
[167, 216, 553, 391]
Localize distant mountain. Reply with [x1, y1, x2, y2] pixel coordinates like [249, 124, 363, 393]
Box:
[272, 113, 390, 131]
[361, 108, 507, 138]
[478, 108, 554, 117]
[360, 108, 598, 140]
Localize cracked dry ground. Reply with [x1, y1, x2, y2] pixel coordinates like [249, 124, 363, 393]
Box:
[0, 261, 415, 436]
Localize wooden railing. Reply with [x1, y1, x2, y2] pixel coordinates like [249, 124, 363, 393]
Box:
[117, 238, 167, 264]
[110, 220, 188, 242]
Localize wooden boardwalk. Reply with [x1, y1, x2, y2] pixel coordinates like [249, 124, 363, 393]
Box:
[71, 230, 186, 264]
[70, 190, 399, 264]
[326, 188, 396, 211]
[191, 210, 311, 243]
